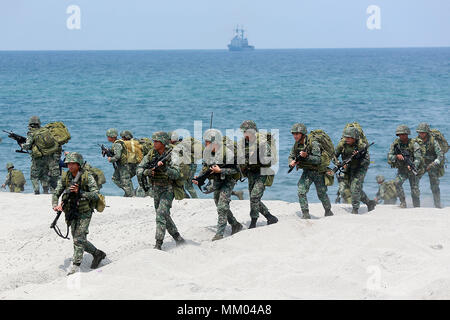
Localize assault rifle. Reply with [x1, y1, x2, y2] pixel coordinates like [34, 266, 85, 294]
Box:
[139, 150, 173, 192]
[3, 130, 29, 154]
[50, 170, 82, 240]
[393, 144, 418, 176]
[99, 144, 117, 169]
[332, 142, 374, 174]
[193, 163, 236, 192]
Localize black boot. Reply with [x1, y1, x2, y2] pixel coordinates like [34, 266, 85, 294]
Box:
[154, 240, 163, 250]
[301, 210, 311, 219]
[265, 213, 278, 225]
[367, 200, 376, 212]
[34, 190, 40, 195]
[172, 232, 186, 245]
[324, 209, 334, 217]
[248, 218, 257, 229]
[412, 197, 420, 208]
[231, 222, 243, 235]
[91, 250, 106, 269]
[42, 187, 49, 194]
[352, 208, 358, 214]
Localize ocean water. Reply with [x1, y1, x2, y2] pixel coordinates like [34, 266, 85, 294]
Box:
[0, 48, 449, 207]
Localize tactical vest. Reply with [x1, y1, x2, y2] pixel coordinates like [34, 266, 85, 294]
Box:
[388, 138, 417, 169]
[61, 170, 94, 214]
[147, 148, 171, 185]
[293, 138, 318, 171]
[336, 139, 367, 170]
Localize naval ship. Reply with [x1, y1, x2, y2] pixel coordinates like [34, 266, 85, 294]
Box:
[227, 26, 255, 51]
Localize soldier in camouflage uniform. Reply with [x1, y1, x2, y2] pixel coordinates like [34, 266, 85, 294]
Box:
[387, 125, 422, 208]
[334, 127, 376, 214]
[21, 116, 60, 194]
[52, 152, 106, 276]
[373, 175, 397, 205]
[415, 123, 445, 208]
[105, 128, 134, 197]
[1, 163, 25, 192]
[289, 123, 333, 218]
[335, 172, 352, 204]
[194, 129, 243, 241]
[238, 120, 278, 228]
[120, 130, 138, 178]
[137, 131, 185, 250]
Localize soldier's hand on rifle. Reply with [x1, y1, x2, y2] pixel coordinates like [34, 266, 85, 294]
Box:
[69, 184, 79, 193]
[407, 165, 411, 171]
[192, 177, 199, 185]
[427, 162, 436, 171]
[107, 157, 112, 162]
[396, 154, 404, 161]
[53, 204, 63, 212]
[157, 161, 164, 167]
[289, 160, 297, 167]
[211, 165, 221, 173]
[300, 151, 308, 158]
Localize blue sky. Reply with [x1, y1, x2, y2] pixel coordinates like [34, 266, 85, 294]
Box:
[0, 0, 449, 50]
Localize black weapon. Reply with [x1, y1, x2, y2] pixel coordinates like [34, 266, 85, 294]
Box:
[99, 144, 117, 169]
[3, 130, 29, 154]
[393, 144, 418, 176]
[193, 163, 236, 192]
[287, 145, 307, 173]
[139, 150, 173, 192]
[332, 142, 374, 174]
[50, 170, 82, 240]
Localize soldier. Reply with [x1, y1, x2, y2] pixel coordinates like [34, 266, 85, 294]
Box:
[238, 120, 278, 228]
[21, 116, 60, 194]
[120, 130, 139, 178]
[334, 127, 376, 214]
[2, 163, 26, 192]
[335, 172, 352, 204]
[105, 128, 134, 197]
[52, 152, 106, 276]
[193, 129, 243, 241]
[288, 123, 333, 218]
[137, 131, 185, 250]
[415, 123, 444, 208]
[373, 175, 398, 205]
[387, 125, 422, 208]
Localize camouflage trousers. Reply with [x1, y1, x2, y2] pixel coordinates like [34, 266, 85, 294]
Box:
[70, 213, 97, 265]
[337, 177, 352, 204]
[297, 169, 331, 212]
[153, 185, 179, 242]
[7, 184, 23, 193]
[394, 168, 420, 207]
[345, 168, 371, 210]
[213, 179, 239, 236]
[418, 165, 441, 208]
[30, 156, 49, 193]
[112, 163, 134, 197]
[247, 171, 271, 219]
[383, 198, 397, 205]
[184, 163, 198, 199]
[48, 152, 61, 190]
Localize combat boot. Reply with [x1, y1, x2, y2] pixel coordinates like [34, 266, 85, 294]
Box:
[91, 250, 106, 269]
[42, 187, 49, 194]
[412, 197, 420, 208]
[399, 201, 407, 208]
[301, 210, 311, 219]
[231, 222, 243, 235]
[324, 209, 334, 217]
[154, 240, 163, 250]
[367, 200, 376, 212]
[233, 190, 244, 200]
[172, 232, 186, 245]
[265, 213, 278, 225]
[212, 234, 223, 241]
[351, 208, 358, 214]
[34, 190, 40, 195]
[433, 193, 442, 209]
[248, 218, 258, 229]
[67, 263, 80, 276]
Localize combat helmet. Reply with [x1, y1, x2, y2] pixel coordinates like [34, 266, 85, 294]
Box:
[168, 131, 179, 142]
[240, 120, 258, 132]
[152, 131, 170, 146]
[28, 116, 41, 127]
[64, 152, 84, 166]
[120, 130, 133, 139]
[203, 129, 222, 144]
[395, 125, 411, 136]
[106, 128, 119, 138]
[291, 123, 307, 134]
[416, 123, 430, 133]
[376, 175, 385, 183]
[342, 127, 359, 139]
[6, 162, 14, 170]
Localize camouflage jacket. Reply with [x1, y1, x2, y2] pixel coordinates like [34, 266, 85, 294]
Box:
[387, 138, 422, 170]
[201, 145, 239, 182]
[288, 136, 321, 171]
[417, 136, 444, 165]
[334, 139, 370, 171]
[137, 147, 180, 186]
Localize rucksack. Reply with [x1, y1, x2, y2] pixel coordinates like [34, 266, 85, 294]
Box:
[31, 127, 59, 157]
[84, 163, 106, 189]
[138, 138, 154, 156]
[119, 139, 144, 164]
[383, 181, 397, 200]
[10, 170, 26, 187]
[306, 129, 335, 173]
[44, 122, 71, 146]
[430, 129, 449, 154]
[343, 122, 368, 144]
[256, 131, 278, 167]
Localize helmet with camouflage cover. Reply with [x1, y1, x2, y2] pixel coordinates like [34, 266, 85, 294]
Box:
[240, 120, 258, 132]
[291, 123, 307, 134]
[395, 125, 411, 136]
[64, 152, 84, 166]
[168, 131, 179, 142]
[28, 116, 41, 127]
[120, 130, 133, 139]
[106, 128, 119, 138]
[416, 123, 430, 133]
[376, 175, 385, 183]
[342, 127, 359, 139]
[203, 129, 222, 144]
[6, 162, 14, 170]
[152, 131, 170, 146]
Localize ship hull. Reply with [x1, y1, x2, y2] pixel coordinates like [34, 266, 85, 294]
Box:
[228, 45, 255, 51]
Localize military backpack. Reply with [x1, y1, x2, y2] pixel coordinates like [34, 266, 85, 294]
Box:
[31, 127, 60, 157]
[119, 139, 144, 164]
[10, 170, 26, 188]
[342, 122, 368, 144]
[44, 122, 71, 146]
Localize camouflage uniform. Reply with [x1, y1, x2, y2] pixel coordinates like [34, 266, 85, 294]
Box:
[52, 153, 105, 272]
[415, 123, 445, 208]
[136, 132, 184, 249]
[201, 129, 243, 240]
[2, 163, 25, 193]
[238, 120, 278, 228]
[106, 128, 134, 197]
[288, 123, 332, 218]
[387, 125, 422, 207]
[374, 175, 397, 205]
[336, 173, 352, 204]
[334, 128, 374, 213]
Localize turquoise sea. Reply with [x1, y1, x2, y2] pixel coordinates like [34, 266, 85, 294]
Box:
[0, 48, 449, 206]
